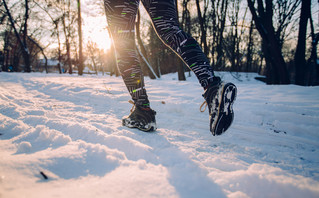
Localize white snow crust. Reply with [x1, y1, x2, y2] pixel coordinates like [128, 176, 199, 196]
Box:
[0, 72, 318, 198]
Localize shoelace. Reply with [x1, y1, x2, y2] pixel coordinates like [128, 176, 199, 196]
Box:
[128, 100, 152, 112]
[128, 100, 136, 112]
[200, 101, 207, 112]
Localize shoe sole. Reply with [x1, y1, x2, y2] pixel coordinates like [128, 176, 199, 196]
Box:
[211, 83, 237, 136]
[122, 118, 157, 132]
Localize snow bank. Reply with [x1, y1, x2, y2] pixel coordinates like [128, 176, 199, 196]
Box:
[0, 72, 318, 198]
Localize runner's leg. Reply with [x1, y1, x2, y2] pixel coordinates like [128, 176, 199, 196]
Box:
[142, 0, 217, 88]
[104, 0, 150, 107]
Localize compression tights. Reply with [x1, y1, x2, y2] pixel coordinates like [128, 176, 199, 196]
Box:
[104, 0, 215, 107]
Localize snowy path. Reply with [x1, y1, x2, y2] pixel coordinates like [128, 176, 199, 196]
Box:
[0, 72, 319, 198]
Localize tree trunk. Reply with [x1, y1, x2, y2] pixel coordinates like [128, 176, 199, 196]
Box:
[216, 0, 228, 68]
[294, 0, 310, 85]
[175, 0, 186, 81]
[307, 8, 319, 85]
[57, 26, 62, 74]
[28, 36, 48, 73]
[3, 0, 31, 72]
[246, 20, 254, 72]
[13, 54, 19, 72]
[91, 55, 97, 75]
[247, 0, 290, 84]
[22, 0, 31, 72]
[195, 0, 208, 56]
[3, 30, 10, 72]
[62, 15, 72, 74]
[77, 0, 84, 75]
[33, 1, 63, 74]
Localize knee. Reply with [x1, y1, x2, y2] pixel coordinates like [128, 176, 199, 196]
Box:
[152, 21, 188, 48]
[152, 20, 180, 38]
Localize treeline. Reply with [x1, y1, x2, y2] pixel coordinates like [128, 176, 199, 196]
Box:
[0, 0, 318, 85]
[0, 0, 115, 75]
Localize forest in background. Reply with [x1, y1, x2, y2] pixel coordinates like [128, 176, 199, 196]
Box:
[0, 0, 318, 85]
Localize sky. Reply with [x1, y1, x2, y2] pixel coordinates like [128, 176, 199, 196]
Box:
[80, 0, 152, 51]
[81, 0, 112, 51]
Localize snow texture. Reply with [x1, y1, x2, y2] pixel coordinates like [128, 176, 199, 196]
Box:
[0, 72, 319, 198]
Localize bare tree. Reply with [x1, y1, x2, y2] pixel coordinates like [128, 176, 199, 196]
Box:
[77, 0, 83, 75]
[306, 3, 319, 85]
[294, 0, 311, 85]
[245, 20, 254, 72]
[44, 0, 78, 74]
[181, 0, 191, 34]
[32, 1, 65, 73]
[39, 0, 73, 74]
[87, 40, 98, 75]
[226, 0, 247, 72]
[2, 0, 31, 72]
[247, 0, 292, 84]
[175, 0, 186, 81]
[210, 0, 229, 69]
[195, 0, 209, 56]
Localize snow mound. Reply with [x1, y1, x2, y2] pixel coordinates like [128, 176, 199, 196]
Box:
[0, 72, 319, 198]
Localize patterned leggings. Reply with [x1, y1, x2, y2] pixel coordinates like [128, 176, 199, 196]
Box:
[104, 0, 215, 107]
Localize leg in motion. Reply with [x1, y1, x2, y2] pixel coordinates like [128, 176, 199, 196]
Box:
[104, 0, 156, 131]
[142, 0, 237, 135]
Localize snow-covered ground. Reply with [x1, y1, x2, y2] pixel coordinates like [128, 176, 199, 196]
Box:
[0, 71, 318, 198]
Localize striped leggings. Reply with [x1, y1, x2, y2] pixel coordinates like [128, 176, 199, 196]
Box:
[104, 0, 215, 107]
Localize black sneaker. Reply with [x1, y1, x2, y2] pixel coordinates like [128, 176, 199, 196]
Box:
[122, 101, 157, 132]
[202, 79, 237, 136]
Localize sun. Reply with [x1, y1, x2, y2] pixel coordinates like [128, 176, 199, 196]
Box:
[83, 15, 112, 51]
[87, 28, 112, 51]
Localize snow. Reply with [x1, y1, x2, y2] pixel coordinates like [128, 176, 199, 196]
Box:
[0, 71, 319, 198]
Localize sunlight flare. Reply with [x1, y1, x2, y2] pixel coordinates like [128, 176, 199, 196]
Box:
[83, 16, 112, 51]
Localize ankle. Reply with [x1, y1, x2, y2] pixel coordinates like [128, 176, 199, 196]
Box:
[140, 107, 151, 111]
[204, 76, 221, 90]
